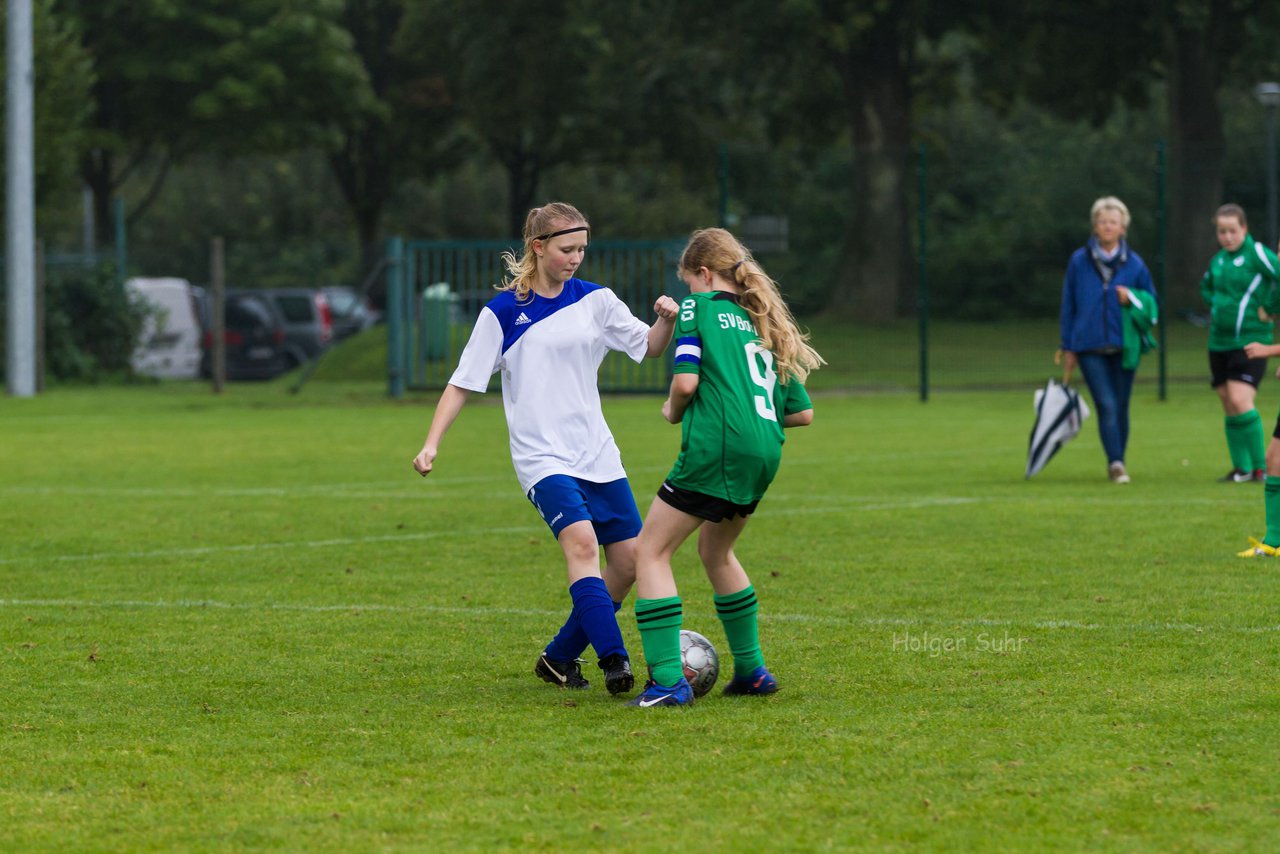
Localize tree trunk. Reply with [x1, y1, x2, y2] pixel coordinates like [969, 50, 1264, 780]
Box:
[81, 150, 115, 248]
[505, 149, 540, 239]
[330, 129, 392, 306]
[1163, 10, 1226, 314]
[824, 9, 914, 320]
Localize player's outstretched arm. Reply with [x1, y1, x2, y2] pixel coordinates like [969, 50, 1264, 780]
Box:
[784, 408, 814, 428]
[645, 296, 679, 358]
[413, 384, 471, 476]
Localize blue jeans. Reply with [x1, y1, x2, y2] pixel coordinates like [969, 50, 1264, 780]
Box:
[1077, 351, 1135, 464]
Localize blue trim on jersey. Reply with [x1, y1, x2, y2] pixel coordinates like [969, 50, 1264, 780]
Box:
[674, 335, 702, 366]
[486, 278, 604, 355]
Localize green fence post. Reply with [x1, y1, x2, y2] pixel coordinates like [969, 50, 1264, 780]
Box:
[113, 197, 127, 287]
[1156, 139, 1167, 402]
[917, 143, 930, 403]
[386, 236, 405, 398]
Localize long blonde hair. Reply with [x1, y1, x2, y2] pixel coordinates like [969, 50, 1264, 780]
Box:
[498, 202, 590, 301]
[679, 227, 825, 384]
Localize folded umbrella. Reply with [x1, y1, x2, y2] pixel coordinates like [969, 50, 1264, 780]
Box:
[1026, 379, 1090, 478]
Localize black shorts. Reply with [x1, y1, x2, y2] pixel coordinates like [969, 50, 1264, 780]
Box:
[656, 482, 759, 523]
[1209, 348, 1267, 388]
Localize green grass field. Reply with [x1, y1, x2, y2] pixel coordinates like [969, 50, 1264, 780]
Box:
[3, 377, 1280, 851]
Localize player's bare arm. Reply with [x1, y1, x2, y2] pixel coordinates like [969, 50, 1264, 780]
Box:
[646, 296, 679, 358]
[663, 373, 699, 424]
[1243, 341, 1280, 361]
[784, 408, 814, 428]
[413, 384, 471, 475]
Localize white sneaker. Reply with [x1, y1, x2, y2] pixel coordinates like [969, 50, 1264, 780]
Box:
[1108, 462, 1130, 484]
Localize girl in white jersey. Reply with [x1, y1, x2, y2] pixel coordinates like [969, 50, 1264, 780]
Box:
[412, 202, 679, 695]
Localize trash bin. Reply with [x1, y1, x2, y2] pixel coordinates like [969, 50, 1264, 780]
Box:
[421, 282, 454, 361]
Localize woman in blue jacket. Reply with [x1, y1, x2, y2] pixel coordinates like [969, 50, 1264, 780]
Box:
[1057, 196, 1156, 483]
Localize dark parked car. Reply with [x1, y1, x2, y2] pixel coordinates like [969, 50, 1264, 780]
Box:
[197, 290, 291, 380]
[321, 286, 378, 341]
[261, 288, 333, 366]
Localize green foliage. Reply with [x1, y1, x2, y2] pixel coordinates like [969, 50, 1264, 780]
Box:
[3, 387, 1280, 848]
[63, 0, 371, 156]
[124, 150, 360, 288]
[24, 0, 1280, 324]
[396, 0, 730, 235]
[42, 262, 149, 382]
[61, 0, 375, 242]
[920, 97, 1162, 320]
[0, 0, 95, 204]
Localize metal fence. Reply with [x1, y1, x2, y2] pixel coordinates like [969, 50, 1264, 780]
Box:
[384, 238, 687, 396]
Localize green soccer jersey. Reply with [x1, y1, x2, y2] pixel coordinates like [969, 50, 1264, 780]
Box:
[667, 291, 812, 504]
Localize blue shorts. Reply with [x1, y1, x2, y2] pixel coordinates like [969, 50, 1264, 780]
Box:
[526, 475, 642, 544]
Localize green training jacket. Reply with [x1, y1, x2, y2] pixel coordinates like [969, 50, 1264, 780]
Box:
[1200, 233, 1280, 351]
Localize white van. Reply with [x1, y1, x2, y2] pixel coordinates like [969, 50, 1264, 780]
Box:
[125, 277, 203, 380]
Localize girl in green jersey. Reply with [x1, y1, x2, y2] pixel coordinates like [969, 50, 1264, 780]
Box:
[629, 228, 824, 707]
[1200, 204, 1280, 482]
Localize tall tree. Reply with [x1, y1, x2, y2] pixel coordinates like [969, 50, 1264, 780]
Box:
[398, 0, 623, 236]
[714, 0, 971, 320]
[58, 0, 373, 246]
[0, 0, 94, 208]
[972, 0, 1280, 310]
[330, 0, 461, 281]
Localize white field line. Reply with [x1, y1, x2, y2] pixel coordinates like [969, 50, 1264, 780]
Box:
[0, 482, 515, 499]
[0, 596, 1276, 635]
[0, 526, 541, 566]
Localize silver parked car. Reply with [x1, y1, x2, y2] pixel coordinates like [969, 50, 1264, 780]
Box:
[260, 288, 333, 366]
[320, 286, 379, 341]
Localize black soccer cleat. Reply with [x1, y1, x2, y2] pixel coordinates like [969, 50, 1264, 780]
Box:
[534, 654, 589, 689]
[598, 653, 634, 695]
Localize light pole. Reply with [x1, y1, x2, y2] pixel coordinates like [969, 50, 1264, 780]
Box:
[1254, 82, 1280, 248]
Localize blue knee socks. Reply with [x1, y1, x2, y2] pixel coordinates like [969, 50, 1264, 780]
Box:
[543, 577, 625, 661]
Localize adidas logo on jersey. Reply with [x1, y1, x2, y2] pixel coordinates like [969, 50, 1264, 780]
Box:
[514, 312, 532, 325]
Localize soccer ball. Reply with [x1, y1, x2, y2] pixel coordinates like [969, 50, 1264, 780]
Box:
[680, 629, 720, 697]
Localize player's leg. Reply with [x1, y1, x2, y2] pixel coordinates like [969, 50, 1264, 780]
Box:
[629, 496, 702, 706]
[539, 537, 634, 691]
[697, 513, 778, 696]
[540, 478, 640, 645]
[1215, 349, 1265, 480]
[601, 537, 637, 602]
[581, 478, 646, 692]
[1264, 432, 1280, 547]
[1240, 356, 1269, 476]
[593, 477, 643, 604]
[527, 476, 629, 692]
[555, 520, 636, 693]
[1239, 417, 1280, 556]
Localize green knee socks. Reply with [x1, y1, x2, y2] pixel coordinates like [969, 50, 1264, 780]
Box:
[715, 586, 765, 678]
[1225, 410, 1265, 473]
[635, 597, 683, 687]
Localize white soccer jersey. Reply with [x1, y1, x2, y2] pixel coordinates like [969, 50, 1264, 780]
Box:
[449, 278, 651, 493]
